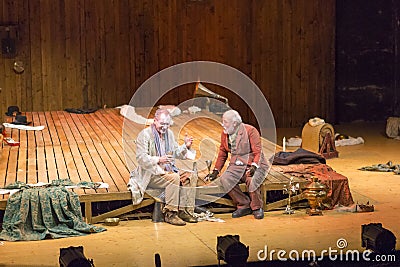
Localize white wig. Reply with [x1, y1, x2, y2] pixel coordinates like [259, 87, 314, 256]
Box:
[224, 109, 242, 124]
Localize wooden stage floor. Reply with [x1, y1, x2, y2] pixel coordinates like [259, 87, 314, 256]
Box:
[1, 109, 138, 221]
[0, 108, 288, 223]
[1, 108, 131, 190]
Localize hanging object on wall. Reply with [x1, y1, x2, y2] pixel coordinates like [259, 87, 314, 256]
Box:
[13, 61, 24, 74]
[1, 27, 16, 58]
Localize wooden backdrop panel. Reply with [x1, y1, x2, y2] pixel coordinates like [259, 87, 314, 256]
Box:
[0, 0, 335, 127]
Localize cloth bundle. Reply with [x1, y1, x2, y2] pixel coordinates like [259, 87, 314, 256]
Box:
[0, 180, 106, 241]
[359, 161, 400, 175]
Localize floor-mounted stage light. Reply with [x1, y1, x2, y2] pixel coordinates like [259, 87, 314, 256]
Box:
[155, 253, 161, 267]
[59, 246, 94, 267]
[361, 223, 396, 253]
[217, 235, 249, 267]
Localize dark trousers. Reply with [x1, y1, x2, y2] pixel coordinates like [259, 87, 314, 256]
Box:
[220, 165, 263, 210]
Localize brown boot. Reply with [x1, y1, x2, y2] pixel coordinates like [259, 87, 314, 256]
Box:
[178, 210, 198, 223]
[164, 211, 186, 226]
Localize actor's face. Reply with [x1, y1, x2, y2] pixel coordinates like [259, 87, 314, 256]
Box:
[154, 114, 171, 134]
[221, 115, 237, 135]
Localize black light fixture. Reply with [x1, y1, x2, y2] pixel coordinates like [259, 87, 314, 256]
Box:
[155, 253, 161, 267]
[361, 223, 396, 253]
[1, 27, 16, 58]
[217, 235, 249, 267]
[59, 246, 94, 267]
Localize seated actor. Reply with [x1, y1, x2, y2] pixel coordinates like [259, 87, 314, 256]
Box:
[128, 109, 197, 226]
[206, 110, 269, 219]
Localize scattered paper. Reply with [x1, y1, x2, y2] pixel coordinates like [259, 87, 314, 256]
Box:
[335, 136, 364, 146]
[119, 105, 153, 125]
[3, 123, 45, 131]
[186, 149, 196, 160]
[187, 106, 201, 114]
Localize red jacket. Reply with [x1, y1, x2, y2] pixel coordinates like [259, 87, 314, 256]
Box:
[215, 123, 268, 172]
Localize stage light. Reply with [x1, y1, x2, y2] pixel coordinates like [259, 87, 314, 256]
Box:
[217, 235, 249, 267]
[361, 223, 396, 253]
[59, 246, 94, 267]
[155, 253, 161, 267]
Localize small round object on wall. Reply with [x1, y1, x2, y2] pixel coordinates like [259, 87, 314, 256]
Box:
[13, 61, 24, 74]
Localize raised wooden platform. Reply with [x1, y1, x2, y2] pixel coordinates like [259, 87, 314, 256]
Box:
[1, 109, 135, 222]
[1, 108, 307, 223]
[197, 168, 308, 212]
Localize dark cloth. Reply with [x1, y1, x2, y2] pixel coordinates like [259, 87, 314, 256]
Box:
[0, 182, 106, 241]
[273, 148, 326, 165]
[64, 108, 98, 114]
[220, 166, 263, 210]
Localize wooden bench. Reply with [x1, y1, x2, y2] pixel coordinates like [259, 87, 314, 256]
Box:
[261, 168, 309, 211]
[79, 189, 165, 224]
[196, 167, 310, 212]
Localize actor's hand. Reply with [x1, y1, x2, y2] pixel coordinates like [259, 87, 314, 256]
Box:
[179, 170, 191, 184]
[159, 155, 173, 164]
[247, 165, 257, 177]
[205, 170, 219, 181]
[184, 133, 193, 149]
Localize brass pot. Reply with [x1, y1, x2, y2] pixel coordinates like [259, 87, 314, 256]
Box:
[104, 217, 120, 226]
[304, 177, 327, 216]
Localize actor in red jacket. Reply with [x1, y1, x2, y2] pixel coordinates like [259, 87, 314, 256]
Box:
[206, 110, 269, 219]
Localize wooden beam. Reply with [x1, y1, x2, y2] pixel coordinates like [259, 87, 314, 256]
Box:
[79, 192, 132, 202]
[265, 193, 306, 211]
[89, 199, 155, 224]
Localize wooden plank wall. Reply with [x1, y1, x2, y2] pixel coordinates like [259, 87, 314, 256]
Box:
[0, 0, 335, 128]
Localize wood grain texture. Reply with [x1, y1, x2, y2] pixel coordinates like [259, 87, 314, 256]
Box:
[0, 0, 335, 127]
